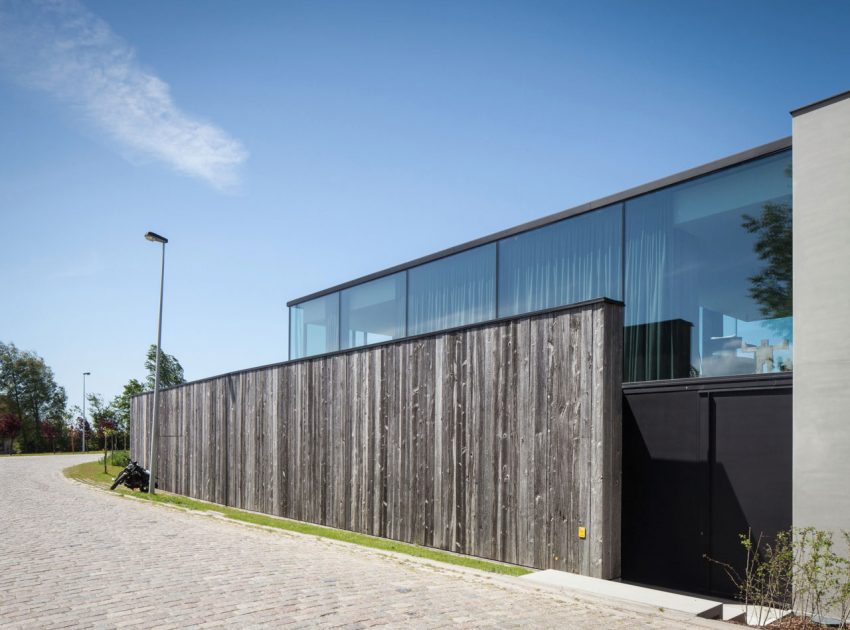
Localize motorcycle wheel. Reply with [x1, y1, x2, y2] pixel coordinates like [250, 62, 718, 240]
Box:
[110, 471, 128, 491]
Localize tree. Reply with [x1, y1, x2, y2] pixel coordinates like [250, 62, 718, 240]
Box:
[0, 412, 22, 454]
[68, 418, 90, 453]
[112, 347, 185, 454]
[0, 412, 21, 437]
[87, 394, 112, 449]
[93, 411, 117, 473]
[742, 200, 792, 320]
[40, 420, 62, 453]
[71, 415, 92, 451]
[144, 345, 185, 389]
[0, 342, 67, 452]
[742, 161, 792, 330]
[87, 393, 119, 471]
[64, 405, 82, 452]
[111, 378, 144, 450]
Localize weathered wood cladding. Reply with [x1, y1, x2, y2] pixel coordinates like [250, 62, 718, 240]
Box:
[130, 300, 623, 577]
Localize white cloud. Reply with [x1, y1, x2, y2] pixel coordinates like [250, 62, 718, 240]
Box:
[0, 0, 248, 189]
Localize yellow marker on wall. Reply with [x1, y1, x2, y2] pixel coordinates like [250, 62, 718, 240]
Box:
[578, 526, 586, 539]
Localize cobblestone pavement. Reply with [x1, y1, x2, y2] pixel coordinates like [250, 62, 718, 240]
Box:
[0, 455, 729, 629]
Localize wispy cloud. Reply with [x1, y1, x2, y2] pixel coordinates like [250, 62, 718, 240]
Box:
[0, 0, 248, 189]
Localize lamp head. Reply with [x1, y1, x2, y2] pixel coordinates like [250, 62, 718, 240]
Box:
[144, 231, 168, 244]
[83, 372, 91, 376]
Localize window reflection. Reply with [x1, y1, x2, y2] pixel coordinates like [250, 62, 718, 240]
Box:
[288, 151, 793, 378]
[340, 273, 406, 350]
[498, 204, 622, 317]
[407, 244, 496, 336]
[289, 293, 340, 360]
[624, 150, 792, 381]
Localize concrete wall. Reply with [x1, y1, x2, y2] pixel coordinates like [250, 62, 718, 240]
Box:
[792, 93, 850, 542]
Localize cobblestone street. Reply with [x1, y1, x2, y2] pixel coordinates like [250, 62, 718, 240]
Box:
[0, 455, 727, 629]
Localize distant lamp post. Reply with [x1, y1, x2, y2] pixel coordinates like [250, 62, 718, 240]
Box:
[82, 372, 91, 452]
[145, 231, 168, 494]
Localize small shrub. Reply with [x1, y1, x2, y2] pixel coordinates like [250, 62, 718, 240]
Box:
[796, 528, 838, 624]
[836, 532, 850, 628]
[99, 450, 129, 468]
[707, 528, 850, 628]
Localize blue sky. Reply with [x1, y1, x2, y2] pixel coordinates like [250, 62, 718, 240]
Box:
[1, 0, 848, 410]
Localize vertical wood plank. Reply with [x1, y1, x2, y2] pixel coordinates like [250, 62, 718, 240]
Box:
[127, 301, 624, 578]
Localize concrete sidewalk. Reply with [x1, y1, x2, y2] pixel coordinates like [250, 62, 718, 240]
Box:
[0, 454, 729, 629]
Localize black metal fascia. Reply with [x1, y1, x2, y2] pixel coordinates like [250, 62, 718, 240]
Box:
[623, 372, 793, 394]
[790, 88, 850, 117]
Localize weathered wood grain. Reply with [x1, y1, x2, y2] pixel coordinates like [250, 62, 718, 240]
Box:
[130, 300, 623, 577]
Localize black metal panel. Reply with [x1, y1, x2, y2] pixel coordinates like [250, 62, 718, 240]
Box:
[622, 380, 792, 596]
[622, 390, 707, 591]
[709, 390, 793, 595]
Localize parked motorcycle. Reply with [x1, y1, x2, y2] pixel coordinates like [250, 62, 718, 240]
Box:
[110, 460, 152, 492]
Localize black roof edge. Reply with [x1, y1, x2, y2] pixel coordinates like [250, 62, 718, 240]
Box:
[623, 371, 792, 394]
[133, 297, 624, 398]
[287, 136, 792, 307]
[791, 89, 850, 117]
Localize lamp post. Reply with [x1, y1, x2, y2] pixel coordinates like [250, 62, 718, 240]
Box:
[82, 372, 90, 452]
[145, 231, 168, 494]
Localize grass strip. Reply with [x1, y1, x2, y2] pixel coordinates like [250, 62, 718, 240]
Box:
[64, 460, 533, 577]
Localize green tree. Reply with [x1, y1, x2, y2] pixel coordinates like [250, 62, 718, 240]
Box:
[0, 342, 67, 452]
[88, 394, 117, 471]
[743, 200, 792, 319]
[86, 394, 113, 449]
[111, 378, 144, 450]
[742, 162, 792, 329]
[114, 347, 186, 453]
[144, 345, 185, 389]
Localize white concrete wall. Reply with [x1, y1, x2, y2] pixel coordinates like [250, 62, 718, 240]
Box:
[792, 94, 850, 542]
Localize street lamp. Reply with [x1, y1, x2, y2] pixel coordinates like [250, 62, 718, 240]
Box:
[145, 231, 168, 494]
[82, 372, 91, 452]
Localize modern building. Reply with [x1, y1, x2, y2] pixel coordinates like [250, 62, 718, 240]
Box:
[132, 89, 850, 599]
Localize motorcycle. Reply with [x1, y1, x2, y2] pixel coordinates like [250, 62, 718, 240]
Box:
[110, 460, 152, 492]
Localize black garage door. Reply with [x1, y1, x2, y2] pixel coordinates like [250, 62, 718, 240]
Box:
[621, 376, 792, 597]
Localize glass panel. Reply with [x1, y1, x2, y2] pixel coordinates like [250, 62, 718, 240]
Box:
[340, 273, 406, 349]
[289, 292, 340, 359]
[408, 244, 496, 336]
[624, 150, 792, 382]
[498, 204, 622, 317]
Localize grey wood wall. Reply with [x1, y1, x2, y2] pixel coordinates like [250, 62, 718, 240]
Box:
[131, 299, 623, 578]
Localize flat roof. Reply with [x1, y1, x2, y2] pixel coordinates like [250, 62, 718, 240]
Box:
[791, 88, 850, 117]
[288, 136, 791, 307]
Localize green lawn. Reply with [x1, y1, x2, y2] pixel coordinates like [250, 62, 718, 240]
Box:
[65, 459, 126, 483]
[64, 460, 533, 578]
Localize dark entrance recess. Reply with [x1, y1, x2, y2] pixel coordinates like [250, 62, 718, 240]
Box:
[621, 375, 792, 597]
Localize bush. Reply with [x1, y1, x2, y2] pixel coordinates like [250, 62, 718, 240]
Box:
[707, 528, 850, 628]
[100, 450, 130, 468]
